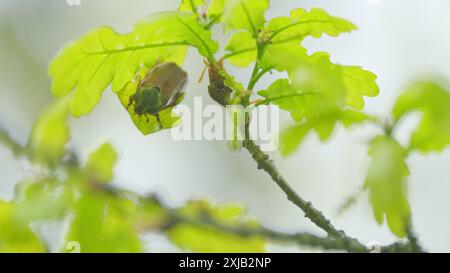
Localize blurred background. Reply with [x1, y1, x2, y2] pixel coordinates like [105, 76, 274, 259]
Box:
[0, 0, 449, 252]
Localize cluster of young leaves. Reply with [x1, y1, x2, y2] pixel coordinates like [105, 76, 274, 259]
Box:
[169, 1, 381, 159]
[0, 100, 265, 253]
[256, 29, 379, 155]
[185, 0, 380, 155]
[364, 136, 410, 237]
[362, 79, 450, 237]
[42, 0, 450, 243]
[393, 80, 450, 153]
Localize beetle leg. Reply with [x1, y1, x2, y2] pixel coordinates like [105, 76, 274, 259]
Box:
[126, 94, 135, 110]
[144, 113, 150, 123]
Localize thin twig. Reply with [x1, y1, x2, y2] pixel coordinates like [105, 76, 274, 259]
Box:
[0, 124, 28, 157]
[0, 124, 368, 252]
[242, 139, 365, 245]
[103, 184, 370, 253]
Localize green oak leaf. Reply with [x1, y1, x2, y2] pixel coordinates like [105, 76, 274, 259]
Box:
[258, 78, 325, 122]
[341, 66, 379, 109]
[222, 0, 270, 35]
[259, 52, 347, 123]
[260, 50, 378, 156]
[167, 200, 265, 252]
[84, 143, 118, 183]
[207, 0, 226, 18]
[259, 45, 379, 115]
[392, 80, 450, 153]
[225, 31, 257, 67]
[260, 42, 308, 72]
[267, 8, 356, 43]
[28, 98, 71, 164]
[364, 136, 410, 238]
[179, 0, 205, 13]
[49, 12, 218, 117]
[280, 110, 372, 156]
[224, 7, 356, 67]
[228, 44, 379, 111]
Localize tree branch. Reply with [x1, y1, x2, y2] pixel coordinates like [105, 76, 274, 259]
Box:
[241, 137, 426, 253]
[0, 124, 366, 252]
[242, 138, 365, 248]
[102, 184, 370, 253]
[0, 122, 423, 253]
[166, 205, 368, 252]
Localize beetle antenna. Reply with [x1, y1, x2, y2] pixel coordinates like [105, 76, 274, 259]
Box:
[126, 95, 135, 110]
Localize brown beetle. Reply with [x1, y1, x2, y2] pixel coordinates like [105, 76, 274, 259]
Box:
[127, 62, 188, 125]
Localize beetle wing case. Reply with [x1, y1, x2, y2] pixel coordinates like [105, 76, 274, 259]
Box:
[140, 62, 188, 108]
